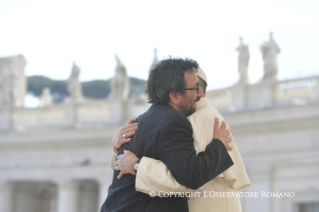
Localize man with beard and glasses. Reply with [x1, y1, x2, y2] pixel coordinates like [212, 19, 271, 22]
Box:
[113, 68, 250, 212]
[100, 58, 233, 212]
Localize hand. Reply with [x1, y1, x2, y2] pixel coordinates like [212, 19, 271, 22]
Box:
[112, 119, 138, 154]
[213, 118, 233, 151]
[114, 150, 139, 179]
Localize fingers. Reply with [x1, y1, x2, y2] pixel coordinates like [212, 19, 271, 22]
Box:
[225, 132, 233, 151]
[225, 128, 230, 137]
[126, 119, 135, 126]
[117, 154, 123, 160]
[116, 125, 137, 150]
[115, 154, 122, 170]
[123, 130, 135, 139]
[113, 123, 136, 151]
[224, 127, 232, 151]
[220, 121, 226, 131]
[122, 124, 138, 134]
[119, 124, 138, 139]
[118, 137, 131, 147]
[117, 172, 124, 179]
[127, 124, 138, 132]
[214, 118, 219, 129]
[114, 160, 120, 170]
[226, 141, 233, 151]
[124, 149, 132, 154]
[122, 122, 138, 132]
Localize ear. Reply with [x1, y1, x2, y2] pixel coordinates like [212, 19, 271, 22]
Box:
[169, 91, 181, 105]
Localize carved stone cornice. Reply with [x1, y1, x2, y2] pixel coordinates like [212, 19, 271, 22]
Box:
[230, 117, 319, 135]
[0, 126, 120, 150]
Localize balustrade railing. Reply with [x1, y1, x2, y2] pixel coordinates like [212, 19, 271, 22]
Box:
[205, 75, 319, 112]
[276, 77, 318, 103]
[0, 98, 150, 131]
[1, 76, 318, 131]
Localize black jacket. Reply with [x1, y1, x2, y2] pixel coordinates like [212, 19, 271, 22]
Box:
[101, 104, 233, 212]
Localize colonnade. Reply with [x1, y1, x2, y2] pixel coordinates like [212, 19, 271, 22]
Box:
[0, 179, 112, 212]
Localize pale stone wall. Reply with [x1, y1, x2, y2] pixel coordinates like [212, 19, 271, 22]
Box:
[0, 126, 116, 212]
[223, 103, 319, 212]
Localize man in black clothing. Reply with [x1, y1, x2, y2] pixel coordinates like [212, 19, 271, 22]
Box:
[100, 58, 233, 212]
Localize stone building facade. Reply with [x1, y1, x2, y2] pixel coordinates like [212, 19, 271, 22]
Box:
[0, 54, 319, 212]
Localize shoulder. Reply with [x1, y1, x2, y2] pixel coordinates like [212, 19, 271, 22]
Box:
[157, 109, 193, 135]
[160, 111, 194, 145]
[189, 105, 217, 120]
[145, 104, 192, 129]
[188, 105, 226, 127]
[166, 110, 191, 129]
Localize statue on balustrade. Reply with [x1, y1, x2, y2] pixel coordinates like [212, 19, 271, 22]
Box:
[236, 37, 250, 84]
[67, 63, 84, 102]
[0, 55, 26, 107]
[40, 87, 52, 106]
[108, 55, 130, 100]
[260, 32, 280, 80]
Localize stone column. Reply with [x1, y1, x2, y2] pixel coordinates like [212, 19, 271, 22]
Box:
[0, 182, 13, 212]
[97, 178, 112, 212]
[56, 181, 79, 212]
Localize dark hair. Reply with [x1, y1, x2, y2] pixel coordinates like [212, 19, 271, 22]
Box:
[146, 57, 199, 105]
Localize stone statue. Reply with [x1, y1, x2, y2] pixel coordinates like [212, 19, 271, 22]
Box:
[108, 55, 130, 100]
[40, 87, 52, 106]
[236, 37, 249, 83]
[0, 55, 26, 107]
[67, 63, 83, 101]
[260, 32, 280, 80]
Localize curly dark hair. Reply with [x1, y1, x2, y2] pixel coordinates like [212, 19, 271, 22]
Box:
[146, 57, 199, 105]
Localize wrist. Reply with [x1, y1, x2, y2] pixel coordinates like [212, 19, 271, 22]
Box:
[133, 158, 141, 173]
[113, 148, 119, 154]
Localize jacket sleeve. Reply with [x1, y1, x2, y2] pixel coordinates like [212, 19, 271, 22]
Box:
[160, 115, 233, 190]
[135, 157, 187, 194]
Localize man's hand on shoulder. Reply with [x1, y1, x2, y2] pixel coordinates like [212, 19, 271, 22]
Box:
[115, 150, 139, 179]
[112, 119, 138, 154]
[213, 118, 233, 151]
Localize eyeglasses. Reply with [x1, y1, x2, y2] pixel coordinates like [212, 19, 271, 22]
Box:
[183, 84, 200, 93]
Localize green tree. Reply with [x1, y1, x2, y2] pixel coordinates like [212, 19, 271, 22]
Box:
[27, 76, 147, 102]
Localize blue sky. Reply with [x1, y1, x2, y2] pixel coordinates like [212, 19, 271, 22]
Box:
[0, 0, 319, 90]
